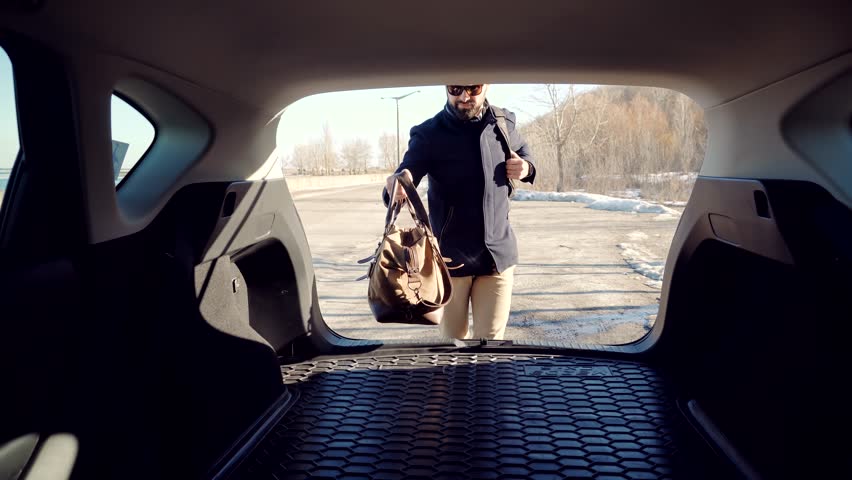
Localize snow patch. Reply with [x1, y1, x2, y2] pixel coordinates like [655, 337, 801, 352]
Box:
[618, 240, 665, 289]
[514, 189, 680, 216]
[641, 172, 699, 183]
[513, 304, 658, 342]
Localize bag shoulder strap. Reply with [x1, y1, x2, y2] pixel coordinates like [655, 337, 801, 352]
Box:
[490, 105, 515, 156]
[490, 105, 518, 198]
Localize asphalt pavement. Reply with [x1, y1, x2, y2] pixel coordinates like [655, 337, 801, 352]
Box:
[292, 182, 679, 345]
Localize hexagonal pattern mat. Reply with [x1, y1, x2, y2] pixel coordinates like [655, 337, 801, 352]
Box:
[234, 354, 723, 479]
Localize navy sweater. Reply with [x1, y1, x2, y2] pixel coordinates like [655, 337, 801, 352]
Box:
[384, 103, 536, 277]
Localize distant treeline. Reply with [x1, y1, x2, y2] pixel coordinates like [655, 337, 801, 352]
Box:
[284, 85, 707, 201]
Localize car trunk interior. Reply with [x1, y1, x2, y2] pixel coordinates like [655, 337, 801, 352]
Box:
[2, 2, 852, 479]
[216, 180, 852, 480]
[7, 175, 850, 479]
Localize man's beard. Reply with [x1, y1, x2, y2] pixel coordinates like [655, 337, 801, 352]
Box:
[449, 100, 483, 121]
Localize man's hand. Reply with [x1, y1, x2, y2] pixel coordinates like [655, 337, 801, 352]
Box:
[506, 152, 529, 180]
[386, 169, 413, 204]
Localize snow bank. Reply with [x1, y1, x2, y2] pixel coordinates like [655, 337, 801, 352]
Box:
[607, 189, 642, 199]
[579, 172, 698, 184]
[588, 197, 677, 215]
[513, 189, 680, 216]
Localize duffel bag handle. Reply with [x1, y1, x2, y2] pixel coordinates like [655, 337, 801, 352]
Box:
[392, 173, 435, 237]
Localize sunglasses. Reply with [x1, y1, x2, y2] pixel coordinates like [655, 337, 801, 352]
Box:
[447, 85, 484, 96]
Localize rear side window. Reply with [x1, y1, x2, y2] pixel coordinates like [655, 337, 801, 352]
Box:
[0, 46, 18, 207]
[111, 94, 155, 185]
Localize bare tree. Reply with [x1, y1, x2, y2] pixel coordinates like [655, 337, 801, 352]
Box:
[582, 90, 609, 151]
[292, 141, 324, 175]
[341, 138, 373, 174]
[672, 92, 706, 173]
[289, 145, 307, 174]
[321, 122, 337, 175]
[531, 84, 581, 192]
[378, 133, 397, 170]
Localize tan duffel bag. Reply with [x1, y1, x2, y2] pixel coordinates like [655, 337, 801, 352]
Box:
[359, 173, 453, 325]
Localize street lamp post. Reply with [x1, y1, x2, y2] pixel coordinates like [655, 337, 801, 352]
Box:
[382, 90, 420, 167]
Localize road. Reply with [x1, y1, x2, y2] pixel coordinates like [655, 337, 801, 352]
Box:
[292, 182, 680, 345]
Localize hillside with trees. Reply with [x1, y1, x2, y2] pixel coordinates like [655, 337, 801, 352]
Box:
[517, 85, 706, 201]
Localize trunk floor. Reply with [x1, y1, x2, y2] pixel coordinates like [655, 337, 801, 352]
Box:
[234, 353, 726, 480]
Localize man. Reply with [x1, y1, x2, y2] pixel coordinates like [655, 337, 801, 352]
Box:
[383, 84, 536, 340]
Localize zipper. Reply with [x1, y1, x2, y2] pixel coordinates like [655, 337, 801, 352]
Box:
[439, 206, 455, 243]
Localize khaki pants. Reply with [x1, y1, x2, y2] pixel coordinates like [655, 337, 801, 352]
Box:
[440, 265, 515, 340]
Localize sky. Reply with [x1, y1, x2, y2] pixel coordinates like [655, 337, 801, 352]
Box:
[0, 43, 593, 171]
[111, 96, 155, 170]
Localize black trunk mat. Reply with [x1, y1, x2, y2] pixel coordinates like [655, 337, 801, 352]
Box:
[233, 354, 727, 479]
